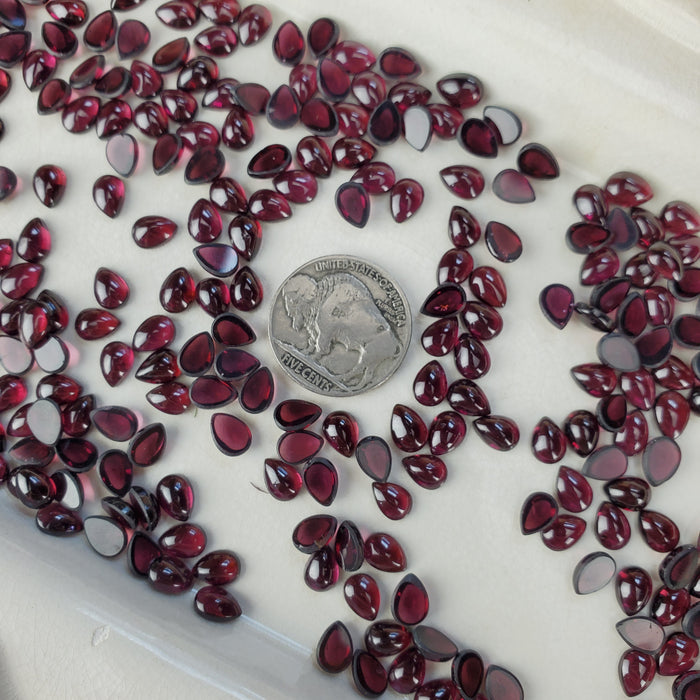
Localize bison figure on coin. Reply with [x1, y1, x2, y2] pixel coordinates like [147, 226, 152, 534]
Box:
[280, 272, 402, 392]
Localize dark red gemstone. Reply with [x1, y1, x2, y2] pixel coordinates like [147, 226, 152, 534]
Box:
[451, 650, 483, 699]
[146, 381, 191, 415]
[96, 99, 132, 139]
[421, 283, 466, 317]
[454, 333, 490, 379]
[655, 390, 689, 438]
[492, 168, 536, 204]
[351, 70, 386, 109]
[541, 515, 586, 550]
[619, 649, 655, 696]
[653, 587, 690, 628]
[605, 170, 653, 207]
[389, 81, 431, 111]
[582, 448, 628, 486]
[317, 621, 353, 674]
[620, 369, 655, 410]
[653, 355, 694, 389]
[36, 502, 83, 536]
[401, 454, 447, 490]
[129, 422, 166, 466]
[128, 531, 162, 576]
[273, 169, 317, 204]
[335, 520, 364, 571]
[264, 458, 302, 501]
[203, 77, 239, 109]
[194, 26, 238, 57]
[673, 314, 700, 348]
[156, 0, 199, 28]
[305, 545, 340, 590]
[388, 648, 426, 694]
[539, 283, 574, 329]
[580, 247, 620, 285]
[303, 457, 337, 506]
[40, 24, 76, 57]
[555, 465, 593, 514]
[364, 533, 406, 572]
[531, 417, 567, 464]
[214, 347, 259, 380]
[9, 466, 56, 508]
[428, 411, 466, 455]
[116, 18, 150, 58]
[193, 549, 240, 586]
[159, 522, 206, 559]
[276, 429, 322, 465]
[307, 16, 338, 57]
[604, 476, 650, 511]
[390, 178, 423, 222]
[643, 436, 681, 486]
[152, 36, 189, 72]
[184, 146, 225, 185]
[344, 573, 380, 621]
[595, 501, 631, 550]
[421, 317, 459, 356]
[0, 28, 28, 66]
[392, 573, 428, 626]
[427, 103, 463, 139]
[571, 363, 617, 397]
[373, 481, 412, 520]
[193, 244, 238, 278]
[239, 366, 274, 413]
[100, 341, 134, 386]
[152, 132, 183, 175]
[414, 361, 448, 407]
[190, 375, 236, 409]
[74, 308, 119, 340]
[177, 331, 214, 376]
[517, 143, 559, 179]
[615, 410, 649, 456]
[473, 414, 520, 451]
[247, 144, 291, 179]
[94, 68, 132, 100]
[160, 88, 197, 123]
[130, 60, 163, 98]
[92, 175, 125, 218]
[350, 161, 395, 195]
[230, 266, 263, 311]
[292, 514, 337, 553]
[590, 277, 632, 313]
[483, 667, 523, 700]
[469, 266, 507, 307]
[177, 56, 218, 91]
[248, 190, 291, 222]
[98, 450, 133, 496]
[210, 177, 247, 214]
[446, 378, 489, 416]
[365, 621, 411, 657]
[331, 40, 375, 73]
[658, 633, 699, 676]
[83, 10, 117, 51]
[188, 199, 222, 242]
[237, 3, 271, 45]
[289, 62, 316, 104]
[55, 437, 98, 472]
[92, 405, 138, 442]
[662, 200, 700, 235]
[616, 566, 653, 616]
[336, 101, 369, 137]
[440, 165, 484, 199]
[132, 215, 177, 248]
[356, 435, 392, 481]
[647, 243, 683, 283]
[272, 19, 304, 66]
[640, 509, 680, 553]
[575, 302, 614, 332]
[296, 135, 332, 177]
[132, 315, 175, 353]
[160, 267, 195, 312]
[148, 555, 193, 594]
[265, 84, 301, 129]
[459, 118, 497, 158]
[333, 137, 376, 169]
[194, 585, 241, 622]
[22, 49, 56, 91]
[0, 166, 16, 201]
[335, 182, 369, 228]
[436, 73, 481, 108]
[322, 411, 358, 457]
[273, 400, 321, 431]
[367, 99, 401, 146]
[32, 164, 66, 208]
[197, 0, 240, 23]
[221, 106, 253, 149]
[597, 393, 628, 432]
[196, 278, 230, 316]
[232, 82, 269, 114]
[485, 221, 523, 262]
[519, 492, 557, 535]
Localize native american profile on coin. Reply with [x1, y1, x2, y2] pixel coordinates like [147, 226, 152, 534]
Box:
[272, 265, 408, 394]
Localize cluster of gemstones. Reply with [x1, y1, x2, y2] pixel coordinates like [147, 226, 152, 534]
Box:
[524, 172, 700, 697]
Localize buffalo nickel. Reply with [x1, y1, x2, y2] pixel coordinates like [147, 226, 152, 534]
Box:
[269, 255, 411, 396]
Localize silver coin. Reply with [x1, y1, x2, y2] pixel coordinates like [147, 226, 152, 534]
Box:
[269, 255, 412, 397]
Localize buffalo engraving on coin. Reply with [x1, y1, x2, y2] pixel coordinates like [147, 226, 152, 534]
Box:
[270, 256, 411, 396]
